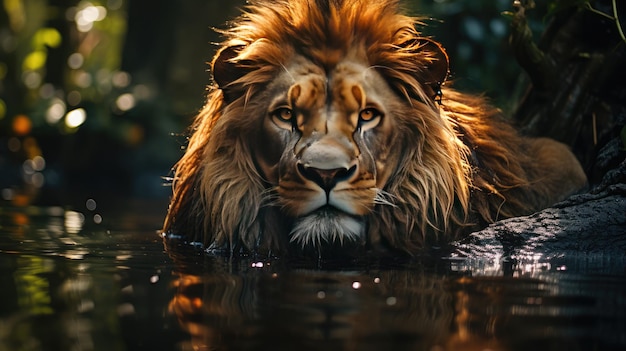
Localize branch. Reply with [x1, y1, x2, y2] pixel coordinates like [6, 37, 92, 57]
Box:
[508, 0, 556, 91]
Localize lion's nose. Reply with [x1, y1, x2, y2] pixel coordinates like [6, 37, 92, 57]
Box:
[297, 163, 356, 192]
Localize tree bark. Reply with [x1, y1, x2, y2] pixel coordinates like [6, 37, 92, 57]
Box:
[510, 0, 626, 181]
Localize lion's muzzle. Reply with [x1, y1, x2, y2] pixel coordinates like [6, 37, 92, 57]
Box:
[297, 163, 357, 193]
[280, 132, 372, 247]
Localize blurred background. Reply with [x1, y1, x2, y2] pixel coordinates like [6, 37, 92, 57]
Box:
[0, 0, 545, 207]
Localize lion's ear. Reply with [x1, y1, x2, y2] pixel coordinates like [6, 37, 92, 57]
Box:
[400, 38, 449, 97]
[211, 44, 250, 101]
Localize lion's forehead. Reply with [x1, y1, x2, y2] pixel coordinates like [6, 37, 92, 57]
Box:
[278, 58, 388, 113]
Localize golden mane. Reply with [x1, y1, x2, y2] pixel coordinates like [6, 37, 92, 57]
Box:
[163, 0, 586, 255]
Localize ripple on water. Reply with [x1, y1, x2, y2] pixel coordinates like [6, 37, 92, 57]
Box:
[0, 204, 625, 351]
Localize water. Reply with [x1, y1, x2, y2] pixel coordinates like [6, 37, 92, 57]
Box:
[1, 201, 625, 351]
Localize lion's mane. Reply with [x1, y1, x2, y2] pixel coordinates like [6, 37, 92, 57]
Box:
[163, 0, 586, 255]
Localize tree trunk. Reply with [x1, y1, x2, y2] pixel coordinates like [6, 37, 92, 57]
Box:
[510, 0, 626, 183]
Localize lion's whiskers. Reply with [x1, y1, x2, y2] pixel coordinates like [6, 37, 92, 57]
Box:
[259, 187, 280, 207]
[280, 63, 296, 83]
[373, 189, 397, 207]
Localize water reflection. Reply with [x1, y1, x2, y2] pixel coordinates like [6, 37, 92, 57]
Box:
[1, 205, 625, 351]
[0, 203, 181, 351]
[164, 243, 626, 351]
[166, 256, 464, 350]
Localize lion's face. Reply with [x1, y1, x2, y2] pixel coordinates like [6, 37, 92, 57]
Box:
[249, 55, 410, 246]
[163, 0, 468, 254]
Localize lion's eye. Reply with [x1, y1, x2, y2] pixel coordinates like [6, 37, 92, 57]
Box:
[274, 108, 293, 122]
[271, 107, 295, 129]
[358, 108, 382, 127]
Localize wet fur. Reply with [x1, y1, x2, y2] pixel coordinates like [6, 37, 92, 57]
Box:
[163, 0, 587, 255]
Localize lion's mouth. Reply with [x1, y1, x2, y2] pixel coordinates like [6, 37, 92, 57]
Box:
[312, 204, 344, 215]
[289, 206, 365, 247]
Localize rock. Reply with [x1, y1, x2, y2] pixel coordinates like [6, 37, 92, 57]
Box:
[453, 157, 626, 266]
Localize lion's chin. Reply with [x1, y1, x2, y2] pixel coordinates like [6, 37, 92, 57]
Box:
[289, 207, 365, 248]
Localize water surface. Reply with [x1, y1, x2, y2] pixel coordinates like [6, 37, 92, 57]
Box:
[1, 200, 625, 351]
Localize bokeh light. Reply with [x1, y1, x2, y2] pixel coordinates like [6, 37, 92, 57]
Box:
[126, 124, 144, 145]
[2, 188, 14, 201]
[93, 214, 103, 224]
[65, 108, 87, 128]
[74, 3, 108, 32]
[12, 115, 32, 136]
[32, 28, 62, 48]
[115, 93, 135, 111]
[0, 0, 190, 201]
[64, 210, 85, 234]
[73, 70, 92, 88]
[45, 98, 67, 124]
[22, 71, 42, 89]
[111, 71, 131, 88]
[33, 156, 46, 171]
[23, 51, 47, 71]
[67, 53, 84, 69]
[39, 83, 56, 99]
[67, 91, 82, 106]
[86, 198, 97, 211]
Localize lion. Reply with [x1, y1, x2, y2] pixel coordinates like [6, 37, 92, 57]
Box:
[162, 0, 587, 256]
